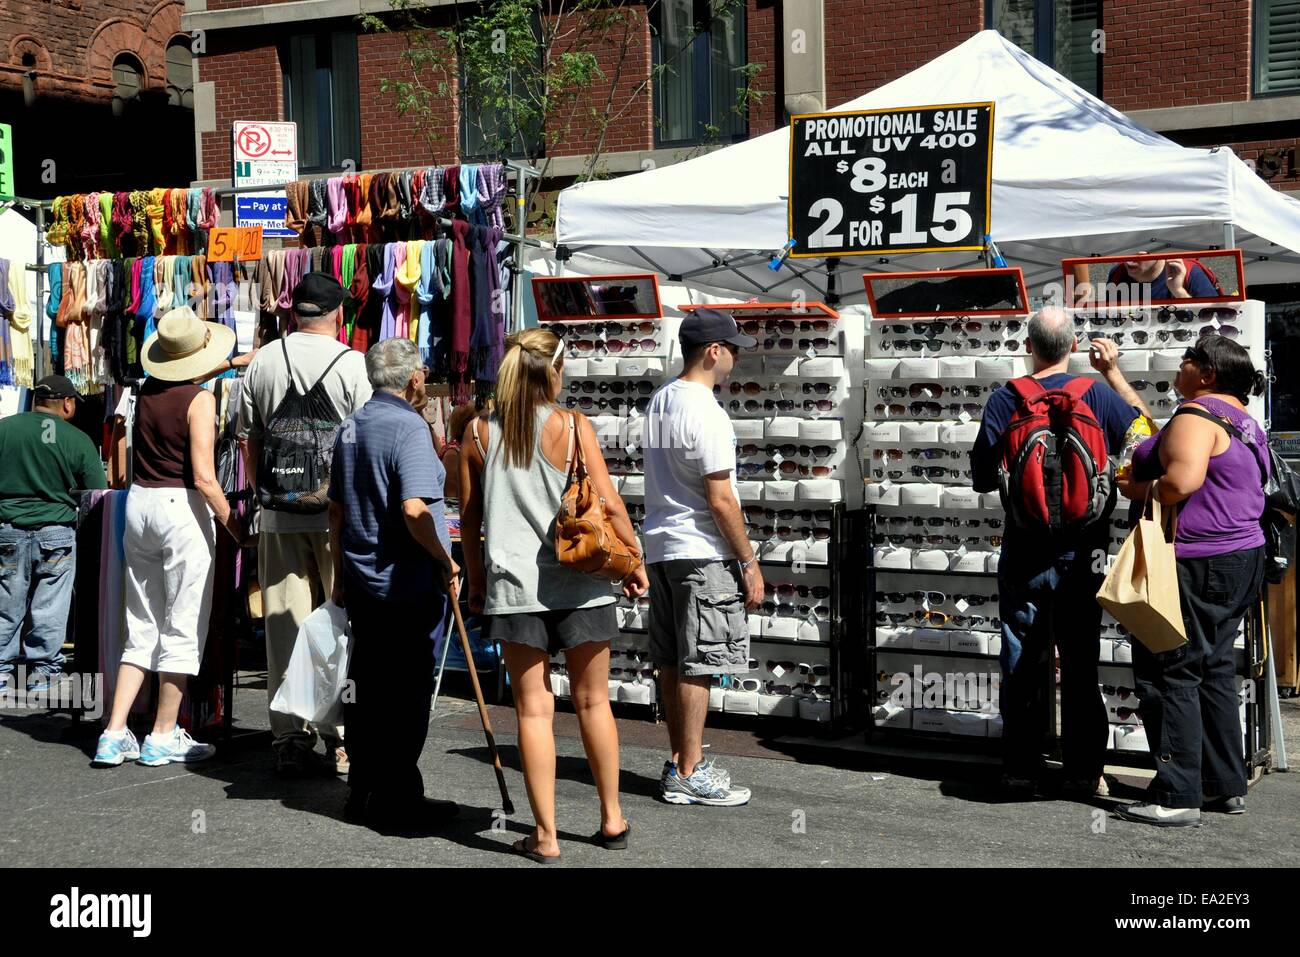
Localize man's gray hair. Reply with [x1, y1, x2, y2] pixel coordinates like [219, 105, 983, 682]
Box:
[1027, 306, 1075, 364]
[366, 337, 422, 393]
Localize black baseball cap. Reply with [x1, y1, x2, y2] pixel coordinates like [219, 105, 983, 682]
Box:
[678, 307, 756, 350]
[32, 375, 82, 401]
[292, 272, 347, 317]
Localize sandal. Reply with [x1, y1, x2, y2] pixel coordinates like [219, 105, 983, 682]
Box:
[512, 837, 560, 864]
[593, 822, 631, 850]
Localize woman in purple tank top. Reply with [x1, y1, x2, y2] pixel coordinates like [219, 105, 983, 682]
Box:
[1114, 334, 1269, 827]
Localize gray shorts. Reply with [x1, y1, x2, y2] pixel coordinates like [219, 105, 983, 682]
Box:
[483, 602, 618, 655]
[648, 559, 751, 677]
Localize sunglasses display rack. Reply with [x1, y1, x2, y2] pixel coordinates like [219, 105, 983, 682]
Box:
[860, 295, 1267, 762]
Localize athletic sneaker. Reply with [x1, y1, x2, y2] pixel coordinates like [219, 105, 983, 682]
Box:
[661, 761, 675, 790]
[138, 727, 216, 767]
[661, 766, 751, 806]
[92, 728, 141, 767]
[697, 758, 731, 788]
[1113, 802, 1201, 828]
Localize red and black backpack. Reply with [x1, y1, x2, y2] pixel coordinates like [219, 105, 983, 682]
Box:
[997, 377, 1115, 533]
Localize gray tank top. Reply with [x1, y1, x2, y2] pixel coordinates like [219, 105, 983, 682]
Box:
[478, 405, 615, 615]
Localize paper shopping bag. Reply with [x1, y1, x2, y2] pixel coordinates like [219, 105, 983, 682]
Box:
[1096, 495, 1188, 654]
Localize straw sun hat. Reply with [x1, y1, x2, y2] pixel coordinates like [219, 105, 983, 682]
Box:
[142, 307, 236, 382]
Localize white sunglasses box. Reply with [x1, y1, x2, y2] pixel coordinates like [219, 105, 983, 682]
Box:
[912, 548, 951, 571]
[762, 617, 800, 639]
[798, 697, 832, 723]
[876, 626, 913, 650]
[564, 358, 589, 377]
[766, 416, 803, 440]
[911, 628, 950, 652]
[1117, 350, 1150, 373]
[900, 484, 943, 508]
[986, 552, 1000, 574]
[938, 421, 981, 444]
[796, 479, 841, 502]
[975, 357, 1015, 379]
[723, 689, 760, 714]
[873, 702, 911, 729]
[866, 421, 902, 444]
[731, 418, 765, 441]
[981, 491, 1002, 510]
[1098, 638, 1115, 663]
[947, 711, 990, 737]
[760, 540, 794, 562]
[736, 480, 765, 502]
[986, 714, 1004, 739]
[913, 709, 949, 734]
[1114, 724, 1148, 752]
[617, 357, 663, 378]
[734, 356, 766, 378]
[607, 679, 623, 700]
[1068, 353, 1094, 374]
[764, 480, 799, 503]
[867, 483, 901, 506]
[708, 686, 725, 712]
[800, 419, 842, 441]
[941, 487, 981, 509]
[620, 475, 645, 497]
[874, 546, 911, 569]
[757, 694, 798, 718]
[798, 619, 829, 643]
[618, 682, 653, 705]
[950, 551, 989, 573]
[1113, 639, 1133, 663]
[939, 355, 978, 378]
[551, 674, 570, 698]
[865, 358, 901, 380]
[898, 357, 941, 378]
[899, 421, 940, 444]
[1151, 349, 1185, 371]
[625, 417, 645, 446]
[799, 356, 844, 379]
[797, 540, 830, 564]
[591, 414, 624, 443]
[747, 614, 764, 635]
[948, 631, 989, 656]
[586, 357, 620, 376]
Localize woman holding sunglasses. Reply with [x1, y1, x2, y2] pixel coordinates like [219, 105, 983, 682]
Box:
[460, 328, 649, 862]
[1115, 335, 1269, 827]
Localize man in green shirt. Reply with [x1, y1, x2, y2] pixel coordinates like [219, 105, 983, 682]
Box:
[0, 376, 107, 692]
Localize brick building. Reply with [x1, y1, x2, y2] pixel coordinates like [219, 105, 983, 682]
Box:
[0, 0, 197, 197]
[176, 0, 1297, 209]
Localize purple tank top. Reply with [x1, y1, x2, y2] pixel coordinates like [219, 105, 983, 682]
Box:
[1131, 397, 1269, 559]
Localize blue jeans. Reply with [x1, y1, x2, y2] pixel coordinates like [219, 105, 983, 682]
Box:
[998, 539, 1109, 780]
[0, 523, 76, 678]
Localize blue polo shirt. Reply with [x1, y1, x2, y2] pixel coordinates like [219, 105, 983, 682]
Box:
[328, 391, 452, 602]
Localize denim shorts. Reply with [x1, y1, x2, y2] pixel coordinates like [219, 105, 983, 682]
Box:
[647, 559, 751, 677]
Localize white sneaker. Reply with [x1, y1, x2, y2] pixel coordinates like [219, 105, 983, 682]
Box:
[138, 727, 216, 766]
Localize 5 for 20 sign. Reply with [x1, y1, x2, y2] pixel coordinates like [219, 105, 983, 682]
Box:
[788, 103, 994, 257]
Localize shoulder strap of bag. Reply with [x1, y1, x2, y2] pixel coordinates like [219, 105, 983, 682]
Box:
[1006, 376, 1046, 402]
[1061, 376, 1094, 401]
[472, 416, 488, 459]
[1173, 404, 1243, 439]
[307, 346, 351, 395]
[281, 338, 295, 389]
[565, 411, 580, 480]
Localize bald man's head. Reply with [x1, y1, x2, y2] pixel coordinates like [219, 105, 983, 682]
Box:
[1027, 306, 1075, 365]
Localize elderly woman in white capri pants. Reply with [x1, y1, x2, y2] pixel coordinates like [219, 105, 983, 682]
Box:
[94, 307, 245, 768]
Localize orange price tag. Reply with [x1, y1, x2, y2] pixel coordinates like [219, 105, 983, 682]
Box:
[208, 227, 263, 262]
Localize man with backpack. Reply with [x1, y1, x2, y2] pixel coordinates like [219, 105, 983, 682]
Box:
[239, 274, 372, 777]
[1106, 254, 1222, 301]
[970, 307, 1151, 798]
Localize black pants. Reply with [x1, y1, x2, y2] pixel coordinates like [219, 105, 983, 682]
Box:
[1132, 546, 1263, 808]
[998, 545, 1109, 780]
[343, 581, 450, 809]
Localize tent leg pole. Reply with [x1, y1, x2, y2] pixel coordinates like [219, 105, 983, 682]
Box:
[1223, 223, 1236, 250]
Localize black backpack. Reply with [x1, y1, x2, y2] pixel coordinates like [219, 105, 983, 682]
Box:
[257, 340, 350, 514]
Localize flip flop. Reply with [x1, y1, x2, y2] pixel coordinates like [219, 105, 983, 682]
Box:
[512, 837, 560, 864]
[592, 822, 631, 850]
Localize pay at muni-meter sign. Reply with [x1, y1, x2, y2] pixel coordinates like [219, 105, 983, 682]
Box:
[788, 103, 994, 257]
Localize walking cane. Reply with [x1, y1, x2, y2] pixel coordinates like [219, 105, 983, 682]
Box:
[449, 583, 514, 814]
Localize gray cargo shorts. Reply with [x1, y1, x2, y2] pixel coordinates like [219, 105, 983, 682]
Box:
[648, 559, 751, 677]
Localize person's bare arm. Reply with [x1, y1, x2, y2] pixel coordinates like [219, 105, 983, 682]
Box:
[328, 499, 346, 607]
[442, 448, 461, 502]
[108, 418, 128, 489]
[402, 497, 459, 591]
[188, 390, 243, 541]
[1089, 338, 1152, 419]
[704, 472, 763, 610]
[1153, 406, 1219, 505]
[575, 413, 648, 597]
[459, 417, 487, 612]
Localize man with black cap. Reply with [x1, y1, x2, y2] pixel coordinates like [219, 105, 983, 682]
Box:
[0, 376, 106, 693]
[238, 272, 372, 776]
[644, 307, 762, 807]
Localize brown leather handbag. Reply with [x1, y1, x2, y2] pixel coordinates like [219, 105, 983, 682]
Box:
[555, 412, 643, 582]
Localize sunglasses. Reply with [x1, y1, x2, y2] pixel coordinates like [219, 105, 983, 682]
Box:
[987, 320, 1023, 332]
[547, 321, 656, 336]
[567, 396, 651, 413]
[569, 380, 655, 395]
[911, 447, 963, 460]
[911, 465, 971, 479]
[1157, 307, 1196, 323]
[729, 398, 796, 413]
[744, 506, 833, 522]
[1200, 325, 1240, 340]
[740, 319, 831, 335]
[878, 383, 945, 399]
[767, 583, 831, 599]
[1129, 380, 1171, 393]
[1102, 684, 1137, 699]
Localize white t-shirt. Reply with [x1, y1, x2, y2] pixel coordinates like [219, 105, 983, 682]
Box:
[643, 378, 739, 563]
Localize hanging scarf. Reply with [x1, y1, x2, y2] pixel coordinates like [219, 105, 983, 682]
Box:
[47, 262, 63, 368]
[327, 177, 348, 243]
[396, 170, 414, 224]
[367, 173, 386, 243]
[61, 263, 90, 390]
[469, 224, 505, 383]
[126, 256, 144, 372]
[390, 242, 412, 339]
[309, 245, 326, 275]
[259, 250, 286, 324]
[46, 197, 71, 251]
[0, 261, 13, 386]
[442, 166, 461, 212]
[459, 164, 481, 219]
[186, 189, 204, 255]
[377, 174, 400, 241]
[358, 244, 385, 351]
[307, 179, 329, 247]
[98, 192, 118, 259]
[146, 189, 167, 254]
[111, 192, 134, 258]
[349, 243, 370, 352]
[102, 258, 127, 385]
[416, 239, 438, 362]
[190, 254, 209, 320]
[419, 167, 445, 219]
[285, 180, 309, 237]
[169, 189, 191, 255]
[340, 244, 357, 345]
[477, 164, 507, 230]
[448, 220, 472, 397]
[397, 239, 423, 342]
[355, 174, 374, 238]
[344, 174, 363, 244]
[130, 192, 151, 255]
[83, 194, 103, 261]
[65, 196, 86, 261]
[373, 242, 398, 341]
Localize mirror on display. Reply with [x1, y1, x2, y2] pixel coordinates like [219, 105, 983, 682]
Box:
[1062, 249, 1246, 307]
[863, 268, 1029, 318]
[533, 275, 663, 321]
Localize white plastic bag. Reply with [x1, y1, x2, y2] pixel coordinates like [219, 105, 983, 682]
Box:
[270, 601, 351, 726]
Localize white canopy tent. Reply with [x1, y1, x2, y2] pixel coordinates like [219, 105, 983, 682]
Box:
[556, 30, 1300, 305]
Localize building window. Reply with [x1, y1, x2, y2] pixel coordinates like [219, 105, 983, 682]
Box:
[652, 0, 748, 147]
[111, 53, 143, 116]
[459, 15, 544, 160]
[1255, 0, 1300, 95]
[988, 0, 1101, 96]
[166, 36, 194, 109]
[282, 29, 361, 172]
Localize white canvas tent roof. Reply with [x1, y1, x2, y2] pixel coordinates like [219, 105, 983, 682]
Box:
[556, 30, 1300, 305]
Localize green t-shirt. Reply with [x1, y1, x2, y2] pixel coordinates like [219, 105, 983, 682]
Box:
[0, 412, 108, 527]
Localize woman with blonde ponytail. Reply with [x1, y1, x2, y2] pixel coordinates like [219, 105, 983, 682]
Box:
[460, 327, 648, 862]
